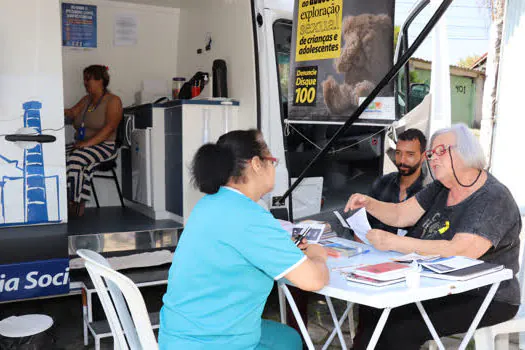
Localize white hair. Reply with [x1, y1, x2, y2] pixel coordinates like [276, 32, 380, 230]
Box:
[430, 123, 486, 170]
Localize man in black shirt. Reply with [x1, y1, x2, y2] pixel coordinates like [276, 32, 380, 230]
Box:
[368, 128, 427, 234]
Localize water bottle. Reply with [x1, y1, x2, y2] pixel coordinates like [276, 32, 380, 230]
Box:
[212, 59, 228, 98]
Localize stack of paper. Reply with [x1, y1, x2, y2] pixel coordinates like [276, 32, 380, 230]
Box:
[343, 261, 411, 287]
[353, 262, 412, 281]
[344, 272, 406, 287]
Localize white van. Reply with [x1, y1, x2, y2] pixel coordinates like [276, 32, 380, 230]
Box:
[0, 0, 402, 302]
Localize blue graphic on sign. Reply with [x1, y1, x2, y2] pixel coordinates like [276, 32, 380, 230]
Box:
[62, 3, 97, 48]
[0, 101, 62, 227]
[0, 259, 70, 302]
[23, 101, 49, 223]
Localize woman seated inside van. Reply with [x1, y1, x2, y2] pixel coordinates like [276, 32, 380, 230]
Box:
[159, 129, 329, 349]
[346, 124, 521, 350]
[64, 64, 122, 216]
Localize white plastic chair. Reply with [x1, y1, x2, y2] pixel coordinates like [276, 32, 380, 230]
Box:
[473, 227, 525, 350]
[77, 249, 158, 350]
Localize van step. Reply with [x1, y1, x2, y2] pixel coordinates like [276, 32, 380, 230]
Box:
[89, 312, 160, 336]
[76, 264, 170, 291]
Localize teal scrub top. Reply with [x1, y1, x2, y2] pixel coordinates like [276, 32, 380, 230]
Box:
[159, 187, 306, 349]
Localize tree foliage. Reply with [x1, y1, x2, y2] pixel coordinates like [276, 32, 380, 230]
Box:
[457, 55, 482, 68]
[394, 25, 400, 50]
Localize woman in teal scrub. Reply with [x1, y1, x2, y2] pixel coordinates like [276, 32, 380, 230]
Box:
[159, 129, 329, 349]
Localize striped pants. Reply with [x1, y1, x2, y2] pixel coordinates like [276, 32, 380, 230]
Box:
[66, 141, 117, 203]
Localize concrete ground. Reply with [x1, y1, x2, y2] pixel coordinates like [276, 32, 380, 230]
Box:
[0, 284, 520, 349]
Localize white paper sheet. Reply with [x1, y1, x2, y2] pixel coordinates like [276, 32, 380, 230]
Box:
[114, 13, 138, 46]
[345, 208, 371, 245]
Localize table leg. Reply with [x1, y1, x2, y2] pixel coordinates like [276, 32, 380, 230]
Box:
[325, 296, 348, 350]
[279, 283, 315, 350]
[367, 308, 391, 350]
[348, 302, 356, 340]
[322, 302, 353, 350]
[88, 290, 93, 322]
[458, 282, 501, 350]
[415, 301, 445, 350]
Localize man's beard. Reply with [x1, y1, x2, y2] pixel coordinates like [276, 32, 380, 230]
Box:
[396, 162, 420, 176]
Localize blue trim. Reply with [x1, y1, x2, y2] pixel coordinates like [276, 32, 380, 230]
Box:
[0, 258, 70, 302]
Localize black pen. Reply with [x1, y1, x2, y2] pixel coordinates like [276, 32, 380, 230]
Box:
[294, 227, 311, 246]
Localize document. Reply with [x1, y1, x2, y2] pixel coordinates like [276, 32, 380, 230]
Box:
[421, 256, 483, 274]
[420, 262, 504, 281]
[345, 208, 372, 245]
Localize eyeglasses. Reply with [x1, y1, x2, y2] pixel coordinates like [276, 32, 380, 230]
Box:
[262, 156, 279, 167]
[424, 144, 455, 160]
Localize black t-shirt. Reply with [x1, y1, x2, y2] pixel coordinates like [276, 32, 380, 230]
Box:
[410, 172, 521, 305]
[368, 171, 425, 234]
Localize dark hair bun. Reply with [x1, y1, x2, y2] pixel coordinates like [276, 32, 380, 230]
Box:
[191, 143, 235, 194]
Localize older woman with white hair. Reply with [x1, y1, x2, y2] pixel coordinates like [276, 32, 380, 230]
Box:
[345, 123, 521, 350]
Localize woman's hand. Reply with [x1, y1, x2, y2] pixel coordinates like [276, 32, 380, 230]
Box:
[344, 193, 370, 212]
[297, 237, 308, 251]
[304, 244, 328, 262]
[366, 229, 397, 251]
[73, 141, 90, 149]
[298, 238, 340, 258]
[65, 96, 89, 119]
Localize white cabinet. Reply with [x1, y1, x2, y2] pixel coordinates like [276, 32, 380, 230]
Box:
[122, 99, 239, 223]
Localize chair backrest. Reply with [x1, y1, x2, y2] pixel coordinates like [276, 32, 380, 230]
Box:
[77, 249, 158, 350]
[115, 113, 126, 149]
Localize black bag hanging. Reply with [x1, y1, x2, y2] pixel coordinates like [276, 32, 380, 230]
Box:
[178, 71, 209, 99]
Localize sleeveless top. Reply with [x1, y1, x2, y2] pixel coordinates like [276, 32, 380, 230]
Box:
[73, 94, 116, 142]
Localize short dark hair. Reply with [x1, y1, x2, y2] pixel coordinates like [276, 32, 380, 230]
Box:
[191, 129, 267, 194]
[397, 128, 427, 152]
[83, 65, 110, 90]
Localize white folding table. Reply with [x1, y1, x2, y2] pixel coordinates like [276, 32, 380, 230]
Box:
[278, 239, 513, 350]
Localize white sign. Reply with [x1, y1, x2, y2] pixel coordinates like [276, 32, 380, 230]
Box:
[114, 13, 138, 46]
[358, 97, 395, 121]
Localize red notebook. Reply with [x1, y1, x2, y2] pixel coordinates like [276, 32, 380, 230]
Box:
[354, 262, 411, 281]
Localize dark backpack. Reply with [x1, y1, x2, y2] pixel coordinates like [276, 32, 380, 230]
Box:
[178, 71, 209, 99]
